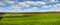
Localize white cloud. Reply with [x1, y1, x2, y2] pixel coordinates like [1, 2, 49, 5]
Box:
[22, 7, 40, 12]
[42, 6, 49, 8]
[42, 4, 60, 11]
[0, 2, 6, 6]
[1, 0, 17, 5]
[31, 7, 39, 11]
[49, 5, 57, 9]
[56, 4, 60, 7]
[44, 0, 58, 3]
[10, 2, 30, 9]
[19, 1, 46, 7]
[42, 5, 57, 9]
[10, 5, 22, 9]
[4, 1, 15, 4]
[1, 0, 60, 12]
[18, 2, 30, 7]
[10, 1, 46, 9]
[0, 8, 3, 11]
[5, 9, 22, 12]
[0, 7, 5, 12]
[24, 1, 46, 6]
[24, 1, 34, 5]
[34, 1, 46, 6]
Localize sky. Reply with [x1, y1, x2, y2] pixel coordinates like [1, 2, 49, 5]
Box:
[0, 0, 60, 12]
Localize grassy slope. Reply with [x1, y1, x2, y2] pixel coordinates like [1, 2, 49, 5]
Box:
[0, 13, 60, 25]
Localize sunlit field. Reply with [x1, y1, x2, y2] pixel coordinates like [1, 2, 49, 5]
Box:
[0, 13, 60, 25]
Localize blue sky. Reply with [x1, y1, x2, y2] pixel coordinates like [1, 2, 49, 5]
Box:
[0, 0, 60, 12]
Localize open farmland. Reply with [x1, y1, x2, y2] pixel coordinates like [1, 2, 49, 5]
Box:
[0, 13, 60, 25]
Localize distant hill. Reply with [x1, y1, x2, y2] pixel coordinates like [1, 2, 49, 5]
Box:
[0, 11, 60, 14]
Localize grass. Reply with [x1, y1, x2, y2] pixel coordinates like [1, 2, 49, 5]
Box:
[0, 13, 60, 25]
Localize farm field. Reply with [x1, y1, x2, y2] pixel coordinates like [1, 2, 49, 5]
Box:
[0, 13, 60, 25]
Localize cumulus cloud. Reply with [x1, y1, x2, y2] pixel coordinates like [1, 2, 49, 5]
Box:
[44, 0, 58, 3]
[20, 1, 46, 6]
[49, 5, 57, 9]
[0, 7, 5, 12]
[4, 1, 15, 4]
[24, 1, 46, 6]
[42, 6, 49, 8]
[5, 9, 22, 12]
[34, 1, 46, 6]
[6, 1, 15, 4]
[42, 4, 60, 11]
[10, 1, 46, 9]
[0, 2, 6, 6]
[0, 1, 46, 12]
[0, 0, 60, 12]
[56, 4, 60, 7]
[10, 5, 22, 9]
[22, 7, 40, 12]
[24, 1, 34, 5]
[0, 0, 18, 5]
[18, 2, 30, 7]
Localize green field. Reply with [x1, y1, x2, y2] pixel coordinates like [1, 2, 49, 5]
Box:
[0, 13, 60, 25]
